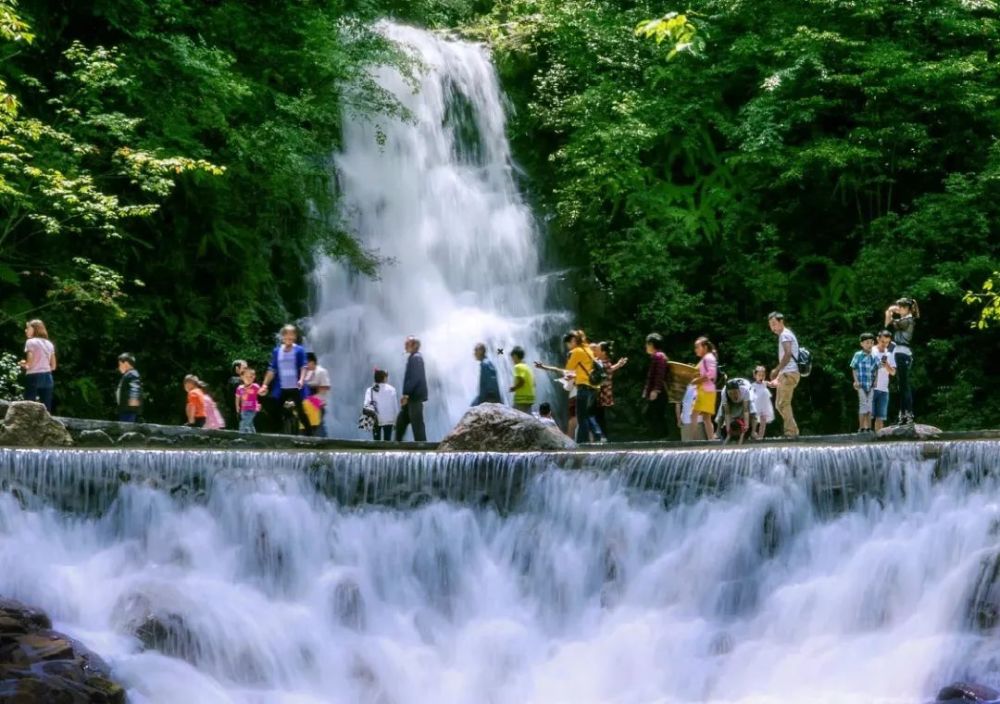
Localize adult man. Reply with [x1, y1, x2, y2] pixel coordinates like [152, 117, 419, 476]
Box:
[116, 353, 142, 423]
[395, 336, 428, 442]
[643, 333, 669, 438]
[768, 312, 801, 438]
[472, 343, 501, 405]
[304, 352, 331, 437]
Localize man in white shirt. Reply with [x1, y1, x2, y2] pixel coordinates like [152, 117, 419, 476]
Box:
[871, 330, 897, 432]
[768, 312, 801, 438]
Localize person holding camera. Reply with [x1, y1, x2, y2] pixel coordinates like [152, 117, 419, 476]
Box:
[885, 297, 920, 424]
[872, 330, 897, 432]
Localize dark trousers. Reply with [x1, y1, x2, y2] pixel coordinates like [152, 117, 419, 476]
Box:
[575, 385, 597, 443]
[373, 424, 393, 441]
[24, 372, 54, 412]
[118, 411, 139, 423]
[278, 388, 312, 436]
[645, 395, 668, 438]
[896, 353, 914, 416]
[394, 400, 426, 442]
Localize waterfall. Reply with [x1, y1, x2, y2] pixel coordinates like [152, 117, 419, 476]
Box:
[309, 24, 565, 440]
[2, 442, 1000, 702]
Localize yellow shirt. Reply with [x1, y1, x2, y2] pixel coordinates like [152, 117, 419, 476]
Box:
[567, 347, 596, 387]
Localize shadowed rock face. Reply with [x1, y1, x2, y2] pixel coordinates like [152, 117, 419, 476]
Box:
[0, 597, 124, 703]
[877, 423, 943, 441]
[0, 401, 72, 447]
[438, 403, 576, 452]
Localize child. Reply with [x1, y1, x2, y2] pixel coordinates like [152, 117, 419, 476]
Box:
[720, 379, 752, 445]
[184, 375, 208, 428]
[678, 383, 707, 441]
[690, 336, 719, 440]
[116, 353, 142, 423]
[849, 333, 878, 433]
[509, 346, 535, 414]
[750, 365, 774, 440]
[537, 402, 559, 428]
[871, 330, 897, 432]
[235, 367, 261, 434]
[202, 384, 225, 430]
[364, 368, 399, 441]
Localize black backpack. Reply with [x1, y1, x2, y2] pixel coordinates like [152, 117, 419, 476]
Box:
[796, 347, 813, 377]
[588, 357, 607, 386]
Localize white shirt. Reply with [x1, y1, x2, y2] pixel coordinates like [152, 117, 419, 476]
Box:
[277, 347, 299, 389]
[751, 381, 773, 417]
[305, 365, 331, 401]
[873, 347, 896, 392]
[365, 383, 399, 426]
[538, 416, 558, 428]
[681, 385, 703, 425]
[777, 328, 800, 373]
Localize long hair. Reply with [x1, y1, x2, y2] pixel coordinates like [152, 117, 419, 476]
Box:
[896, 297, 921, 319]
[563, 329, 589, 347]
[26, 319, 49, 339]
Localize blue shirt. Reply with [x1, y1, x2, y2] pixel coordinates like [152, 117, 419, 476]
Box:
[474, 359, 501, 405]
[850, 350, 878, 392]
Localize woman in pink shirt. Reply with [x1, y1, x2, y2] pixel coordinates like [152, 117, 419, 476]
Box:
[690, 336, 718, 440]
[20, 319, 57, 412]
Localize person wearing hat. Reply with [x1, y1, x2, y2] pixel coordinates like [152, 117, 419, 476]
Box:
[116, 353, 142, 423]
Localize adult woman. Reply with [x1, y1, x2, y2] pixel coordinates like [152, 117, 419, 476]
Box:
[689, 336, 718, 440]
[259, 324, 312, 435]
[21, 319, 56, 412]
[595, 341, 628, 441]
[537, 330, 600, 443]
[885, 297, 920, 424]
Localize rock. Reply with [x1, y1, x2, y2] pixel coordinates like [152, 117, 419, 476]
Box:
[331, 579, 366, 631]
[438, 404, 576, 452]
[0, 401, 73, 447]
[876, 423, 943, 441]
[115, 432, 147, 446]
[76, 430, 114, 447]
[0, 596, 124, 703]
[146, 436, 177, 447]
[937, 682, 1000, 701]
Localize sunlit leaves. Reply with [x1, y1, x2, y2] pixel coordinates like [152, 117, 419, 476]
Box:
[635, 12, 705, 59]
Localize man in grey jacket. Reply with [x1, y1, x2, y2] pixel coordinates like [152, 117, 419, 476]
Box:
[395, 336, 428, 442]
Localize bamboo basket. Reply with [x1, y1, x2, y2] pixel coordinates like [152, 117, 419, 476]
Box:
[666, 361, 699, 404]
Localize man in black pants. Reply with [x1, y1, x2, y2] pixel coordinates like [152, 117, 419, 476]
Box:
[395, 336, 428, 442]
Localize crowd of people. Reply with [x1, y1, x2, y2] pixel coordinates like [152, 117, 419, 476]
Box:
[14, 296, 920, 443]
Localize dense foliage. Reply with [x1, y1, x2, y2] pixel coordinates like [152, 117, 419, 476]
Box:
[2, 0, 998, 434]
[479, 0, 1000, 433]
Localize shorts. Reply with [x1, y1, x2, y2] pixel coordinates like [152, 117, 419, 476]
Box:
[857, 388, 874, 415]
[693, 388, 717, 415]
[872, 390, 889, 420]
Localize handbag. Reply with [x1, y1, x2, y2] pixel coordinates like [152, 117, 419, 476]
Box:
[358, 387, 378, 432]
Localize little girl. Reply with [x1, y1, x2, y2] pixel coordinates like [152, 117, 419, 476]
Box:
[690, 336, 718, 440]
[751, 365, 775, 440]
[364, 369, 400, 441]
[235, 367, 261, 434]
[184, 375, 207, 428]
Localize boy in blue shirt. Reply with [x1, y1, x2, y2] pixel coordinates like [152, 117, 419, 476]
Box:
[849, 333, 878, 433]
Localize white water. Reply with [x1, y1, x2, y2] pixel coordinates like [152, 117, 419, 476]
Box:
[2, 443, 1000, 703]
[310, 24, 565, 440]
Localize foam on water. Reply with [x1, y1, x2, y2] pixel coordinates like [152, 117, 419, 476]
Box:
[1, 442, 1000, 703]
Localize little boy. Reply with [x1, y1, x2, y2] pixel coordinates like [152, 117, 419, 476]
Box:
[509, 346, 536, 413]
[871, 330, 897, 432]
[537, 402, 558, 428]
[849, 333, 878, 433]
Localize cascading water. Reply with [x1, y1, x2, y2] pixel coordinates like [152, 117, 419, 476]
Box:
[310, 24, 565, 440]
[3, 442, 1000, 703]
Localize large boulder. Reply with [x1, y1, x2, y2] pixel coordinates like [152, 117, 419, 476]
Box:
[936, 682, 1000, 701]
[0, 401, 73, 447]
[438, 403, 576, 452]
[0, 597, 125, 703]
[876, 423, 943, 441]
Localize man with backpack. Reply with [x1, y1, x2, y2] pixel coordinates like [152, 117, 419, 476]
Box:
[768, 312, 803, 439]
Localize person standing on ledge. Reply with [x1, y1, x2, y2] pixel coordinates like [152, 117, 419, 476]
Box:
[116, 353, 142, 423]
[472, 343, 501, 406]
[768, 312, 801, 439]
[642, 333, 669, 439]
[21, 319, 56, 412]
[509, 346, 535, 414]
[304, 352, 331, 437]
[259, 324, 312, 436]
[395, 336, 428, 442]
[885, 297, 920, 424]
